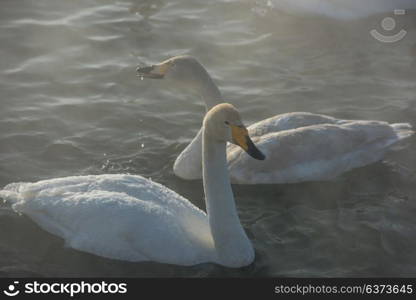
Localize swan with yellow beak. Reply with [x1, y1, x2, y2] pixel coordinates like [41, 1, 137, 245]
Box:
[137, 56, 413, 184]
[0, 103, 265, 267]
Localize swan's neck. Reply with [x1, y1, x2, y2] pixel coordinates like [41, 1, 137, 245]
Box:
[197, 72, 222, 111]
[173, 72, 222, 179]
[202, 128, 254, 267]
[173, 128, 203, 180]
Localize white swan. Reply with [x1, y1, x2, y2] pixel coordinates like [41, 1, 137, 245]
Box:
[0, 103, 265, 267]
[137, 56, 414, 184]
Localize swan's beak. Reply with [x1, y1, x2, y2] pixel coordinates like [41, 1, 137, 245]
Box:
[136, 60, 172, 79]
[231, 125, 265, 160]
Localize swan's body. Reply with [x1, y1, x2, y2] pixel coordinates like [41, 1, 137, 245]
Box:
[0, 104, 264, 267]
[175, 112, 413, 184]
[0, 175, 214, 264]
[137, 56, 414, 184]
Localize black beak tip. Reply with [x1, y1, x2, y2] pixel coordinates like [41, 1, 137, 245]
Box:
[246, 137, 266, 161]
[251, 149, 266, 161]
[256, 151, 266, 161]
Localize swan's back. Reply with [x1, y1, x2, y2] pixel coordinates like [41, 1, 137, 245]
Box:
[228, 120, 413, 184]
[0, 174, 215, 265]
[248, 112, 340, 137]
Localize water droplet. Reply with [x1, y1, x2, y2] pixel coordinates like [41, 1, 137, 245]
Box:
[140, 143, 144, 148]
[140, 76, 144, 81]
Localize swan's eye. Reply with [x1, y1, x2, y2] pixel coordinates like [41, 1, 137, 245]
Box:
[224, 121, 230, 125]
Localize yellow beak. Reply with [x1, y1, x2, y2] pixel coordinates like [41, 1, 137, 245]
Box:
[231, 125, 265, 160]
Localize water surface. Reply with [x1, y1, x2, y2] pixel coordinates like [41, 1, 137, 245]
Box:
[0, 0, 415, 277]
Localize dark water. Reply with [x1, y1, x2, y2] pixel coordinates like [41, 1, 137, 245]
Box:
[0, 0, 416, 277]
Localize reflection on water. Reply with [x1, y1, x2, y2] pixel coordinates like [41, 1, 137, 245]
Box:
[0, 0, 415, 277]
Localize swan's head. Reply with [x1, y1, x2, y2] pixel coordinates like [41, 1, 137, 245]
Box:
[204, 103, 265, 161]
[136, 55, 211, 90]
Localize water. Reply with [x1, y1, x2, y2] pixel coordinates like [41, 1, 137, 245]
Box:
[0, 0, 416, 277]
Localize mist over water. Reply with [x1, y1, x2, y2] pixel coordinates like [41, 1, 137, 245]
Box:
[0, 0, 415, 277]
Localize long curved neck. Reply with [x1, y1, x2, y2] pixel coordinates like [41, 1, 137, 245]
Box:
[202, 127, 253, 267]
[173, 71, 222, 179]
[196, 68, 222, 111]
[173, 128, 203, 180]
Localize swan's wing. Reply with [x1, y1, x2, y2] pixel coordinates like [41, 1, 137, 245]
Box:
[0, 174, 214, 265]
[228, 121, 413, 184]
[246, 112, 341, 138]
